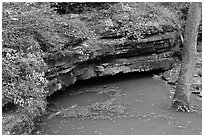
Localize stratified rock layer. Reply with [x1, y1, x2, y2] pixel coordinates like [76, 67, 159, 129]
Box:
[45, 31, 181, 95]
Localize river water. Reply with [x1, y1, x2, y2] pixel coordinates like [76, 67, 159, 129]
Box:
[38, 72, 202, 135]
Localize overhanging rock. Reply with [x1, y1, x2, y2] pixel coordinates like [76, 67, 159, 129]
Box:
[45, 32, 181, 95]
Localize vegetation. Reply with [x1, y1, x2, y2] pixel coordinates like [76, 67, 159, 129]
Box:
[2, 3, 49, 113]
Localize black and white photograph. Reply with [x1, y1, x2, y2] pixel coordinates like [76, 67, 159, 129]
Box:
[2, 1, 202, 135]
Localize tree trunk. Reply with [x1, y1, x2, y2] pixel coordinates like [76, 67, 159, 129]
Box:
[172, 2, 201, 111]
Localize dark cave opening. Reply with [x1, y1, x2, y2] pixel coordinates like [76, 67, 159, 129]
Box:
[46, 69, 165, 102]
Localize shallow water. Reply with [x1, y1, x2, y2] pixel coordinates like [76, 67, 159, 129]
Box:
[39, 73, 202, 135]
[49, 92, 110, 108]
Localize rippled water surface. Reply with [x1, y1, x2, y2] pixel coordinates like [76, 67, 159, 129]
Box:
[39, 73, 202, 135]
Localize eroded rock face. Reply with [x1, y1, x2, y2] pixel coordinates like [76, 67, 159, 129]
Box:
[45, 31, 181, 95]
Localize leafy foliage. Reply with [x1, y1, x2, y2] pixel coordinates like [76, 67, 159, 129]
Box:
[76, 2, 181, 42]
[159, 2, 190, 21]
[111, 3, 180, 38]
[2, 3, 50, 113]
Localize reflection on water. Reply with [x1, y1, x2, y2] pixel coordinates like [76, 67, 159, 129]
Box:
[40, 73, 202, 135]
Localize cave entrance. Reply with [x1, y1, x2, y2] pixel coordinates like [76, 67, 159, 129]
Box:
[46, 70, 163, 109]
